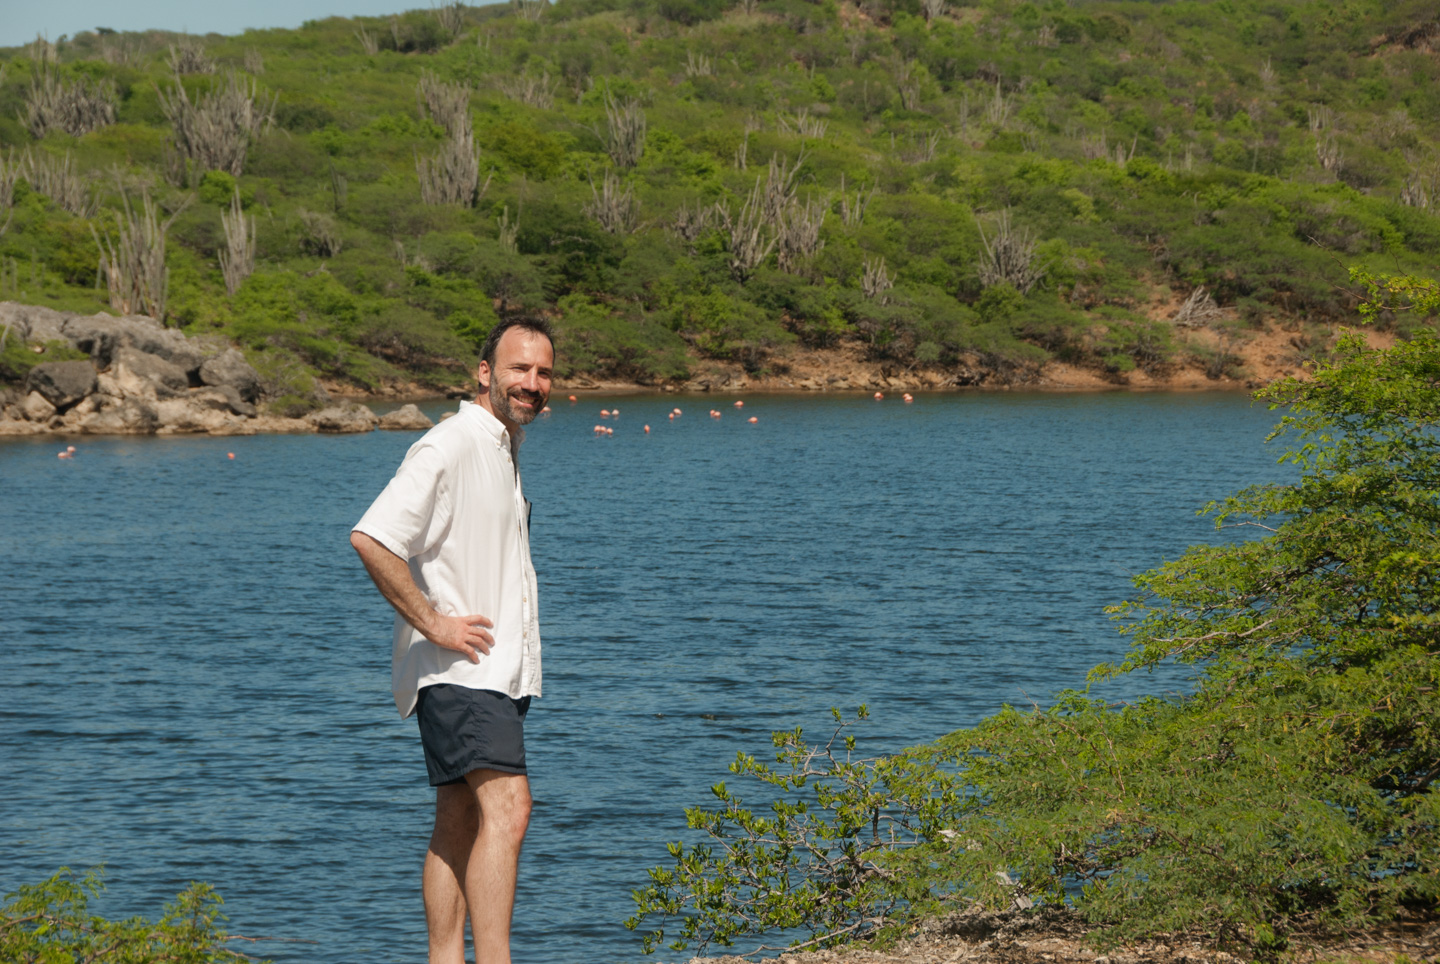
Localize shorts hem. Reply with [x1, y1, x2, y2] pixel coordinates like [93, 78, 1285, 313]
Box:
[431, 761, 528, 787]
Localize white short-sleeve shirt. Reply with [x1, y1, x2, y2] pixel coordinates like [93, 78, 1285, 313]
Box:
[353, 401, 541, 718]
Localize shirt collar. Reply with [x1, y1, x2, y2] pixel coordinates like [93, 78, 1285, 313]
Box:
[459, 399, 525, 449]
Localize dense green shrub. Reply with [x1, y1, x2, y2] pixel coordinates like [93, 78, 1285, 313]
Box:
[555, 294, 690, 381]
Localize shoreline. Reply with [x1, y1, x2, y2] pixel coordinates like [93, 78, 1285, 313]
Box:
[0, 380, 1263, 440]
[4, 301, 1392, 438]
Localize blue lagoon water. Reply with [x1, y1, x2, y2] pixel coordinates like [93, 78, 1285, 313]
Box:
[0, 391, 1290, 963]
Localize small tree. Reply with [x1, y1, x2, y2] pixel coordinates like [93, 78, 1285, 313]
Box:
[496, 73, 555, 110]
[24, 65, 117, 138]
[629, 708, 962, 955]
[158, 70, 276, 177]
[417, 129, 490, 208]
[297, 209, 342, 257]
[776, 194, 827, 274]
[584, 169, 638, 235]
[861, 256, 892, 304]
[432, 1, 466, 40]
[219, 188, 256, 296]
[716, 178, 777, 284]
[417, 70, 470, 137]
[92, 190, 187, 322]
[26, 150, 97, 218]
[168, 39, 216, 74]
[0, 149, 21, 212]
[976, 209, 1045, 294]
[669, 200, 714, 252]
[837, 174, 874, 227]
[604, 90, 646, 169]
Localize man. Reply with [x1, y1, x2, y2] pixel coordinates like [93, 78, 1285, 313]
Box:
[350, 318, 554, 964]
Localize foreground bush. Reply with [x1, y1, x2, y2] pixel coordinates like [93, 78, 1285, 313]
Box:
[629, 277, 1440, 956]
[1, 868, 261, 963]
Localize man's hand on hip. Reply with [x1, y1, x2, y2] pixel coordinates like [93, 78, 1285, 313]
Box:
[351, 532, 497, 663]
[423, 612, 495, 663]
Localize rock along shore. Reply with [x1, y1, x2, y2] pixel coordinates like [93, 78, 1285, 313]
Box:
[0, 303, 434, 438]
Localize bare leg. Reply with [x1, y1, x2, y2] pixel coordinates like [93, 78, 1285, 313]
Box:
[425, 783, 479, 964]
[465, 770, 532, 964]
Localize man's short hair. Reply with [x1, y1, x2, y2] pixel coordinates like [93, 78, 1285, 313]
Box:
[479, 318, 556, 368]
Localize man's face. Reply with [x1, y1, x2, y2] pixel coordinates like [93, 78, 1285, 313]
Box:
[477, 328, 554, 430]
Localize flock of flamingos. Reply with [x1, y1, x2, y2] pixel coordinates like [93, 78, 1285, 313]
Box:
[577, 391, 915, 436]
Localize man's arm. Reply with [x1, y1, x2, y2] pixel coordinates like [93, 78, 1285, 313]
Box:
[350, 531, 494, 663]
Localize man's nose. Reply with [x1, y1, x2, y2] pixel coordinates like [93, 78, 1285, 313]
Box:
[519, 368, 540, 391]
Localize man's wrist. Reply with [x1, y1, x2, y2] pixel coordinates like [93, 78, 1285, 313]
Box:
[416, 608, 443, 642]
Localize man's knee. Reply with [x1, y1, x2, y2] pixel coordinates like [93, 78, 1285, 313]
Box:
[502, 790, 532, 838]
[469, 771, 531, 843]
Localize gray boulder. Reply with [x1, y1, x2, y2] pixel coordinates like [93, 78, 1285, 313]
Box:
[154, 398, 250, 435]
[20, 391, 57, 421]
[26, 360, 97, 410]
[77, 397, 158, 435]
[62, 312, 205, 373]
[307, 403, 379, 433]
[191, 384, 257, 417]
[378, 403, 434, 431]
[1, 303, 236, 379]
[111, 347, 190, 399]
[0, 302, 68, 343]
[198, 348, 262, 402]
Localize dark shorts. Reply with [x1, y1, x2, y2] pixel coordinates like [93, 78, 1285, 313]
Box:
[415, 684, 531, 787]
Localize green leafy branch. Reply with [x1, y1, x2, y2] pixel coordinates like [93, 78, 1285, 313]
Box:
[1, 867, 268, 963]
[1349, 267, 1440, 320]
[626, 706, 968, 956]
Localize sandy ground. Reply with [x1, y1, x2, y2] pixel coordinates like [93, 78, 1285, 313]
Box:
[692, 907, 1440, 964]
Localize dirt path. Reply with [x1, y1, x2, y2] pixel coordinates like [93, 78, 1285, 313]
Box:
[693, 908, 1439, 964]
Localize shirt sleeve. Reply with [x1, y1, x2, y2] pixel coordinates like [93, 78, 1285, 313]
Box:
[352, 441, 453, 561]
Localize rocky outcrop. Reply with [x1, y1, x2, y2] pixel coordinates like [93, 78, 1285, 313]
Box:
[27, 361, 98, 409]
[199, 348, 263, 403]
[6, 303, 208, 371]
[109, 348, 190, 399]
[20, 391, 56, 421]
[378, 403, 434, 431]
[307, 403, 380, 433]
[2, 304, 453, 437]
[0, 302, 294, 437]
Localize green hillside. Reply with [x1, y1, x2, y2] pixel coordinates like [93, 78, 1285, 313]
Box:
[1, 0, 1438, 406]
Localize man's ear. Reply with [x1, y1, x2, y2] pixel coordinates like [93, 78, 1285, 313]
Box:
[476, 360, 491, 391]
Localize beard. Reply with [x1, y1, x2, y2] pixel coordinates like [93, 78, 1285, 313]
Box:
[489, 377, 546, 426]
